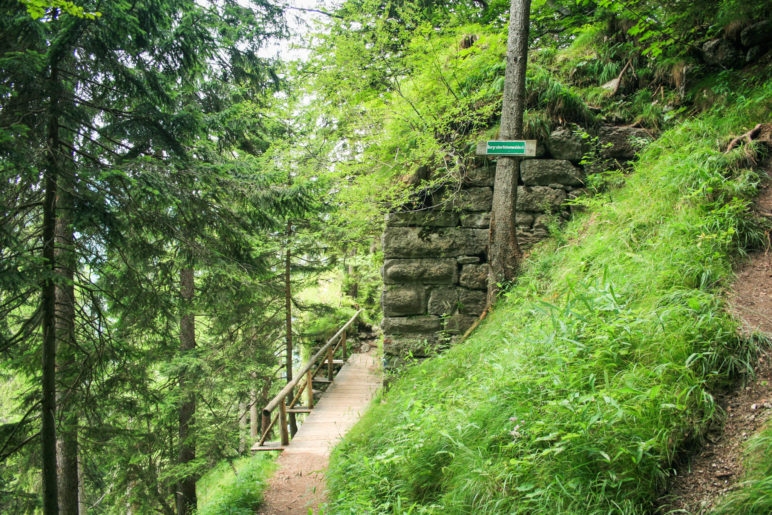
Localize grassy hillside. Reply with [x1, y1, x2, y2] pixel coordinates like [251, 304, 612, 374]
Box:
[325, 82, 772, 513]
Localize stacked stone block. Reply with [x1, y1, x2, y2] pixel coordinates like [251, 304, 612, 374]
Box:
[381, 125, 651, 363]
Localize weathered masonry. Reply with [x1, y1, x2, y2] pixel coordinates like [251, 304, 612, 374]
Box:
[381, 125, 651, 365]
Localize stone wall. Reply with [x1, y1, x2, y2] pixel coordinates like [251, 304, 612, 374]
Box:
[381, 125, 650, 365]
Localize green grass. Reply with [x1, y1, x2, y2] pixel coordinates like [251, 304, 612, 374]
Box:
[197, 454, 276, 515]
[713, 421, 772, 514]
[325, 83, 772, 514]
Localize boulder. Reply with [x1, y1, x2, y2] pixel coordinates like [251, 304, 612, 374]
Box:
[386, 210, 458, 227]
[382, 286, 426, 316]
[458, 289, 486, 315]
[462, 166, 495, 187]
[383, 258, 457, 284]
[459, 264, 488, 290]
[457, 256, 481, 264]
[460, 212, 491, 228]
[383, 335, 438, 358]
[516, 186, 566, 212]
[546, 128, 588, 161]
[702, 38, 743, 68]
[521, 159, 583, 187]
[382, 315, 442, 334]
[516, 211, 535, 228]
[740, 20, 772, 49]
[599, 125, 653, 160]
[428, 287, 459, 316]
[453, 187, 493, 212]
[383, 227, 488, 258]
[444, 314, 477, 335]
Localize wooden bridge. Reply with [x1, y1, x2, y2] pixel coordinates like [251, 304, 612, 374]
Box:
[253, 311, 382, 513]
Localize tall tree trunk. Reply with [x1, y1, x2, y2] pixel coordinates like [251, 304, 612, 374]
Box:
[249, 379, 258, 440]
[78, 451, 86, 514]
[55, 177, 79, 514]
[284, 222, 298, 436]
[42, 61, 60, 515]
[238, 400, 247, 453]
[346, 249, 358, 300]
[177, 266, 197, 515]
[488, 0, 532, 304]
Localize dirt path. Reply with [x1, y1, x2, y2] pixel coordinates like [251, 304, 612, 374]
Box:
[657, 164, 772, 513]
[257, 348, 382, 514]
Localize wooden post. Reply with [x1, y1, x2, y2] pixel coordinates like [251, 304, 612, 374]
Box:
[327, 346, 334, 381]
[279, 401, 289, 446]
[341, 330, 347, 360]
[306, 369, 314, 408]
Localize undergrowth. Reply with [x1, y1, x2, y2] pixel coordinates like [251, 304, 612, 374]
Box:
[197, 454, 276, 515]
[325, 83, 772, 514]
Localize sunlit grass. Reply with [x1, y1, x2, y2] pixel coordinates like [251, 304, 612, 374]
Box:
[197, 454, 277, 515]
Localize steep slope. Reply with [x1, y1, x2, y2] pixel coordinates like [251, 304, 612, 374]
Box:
[325, 83, 772, 513]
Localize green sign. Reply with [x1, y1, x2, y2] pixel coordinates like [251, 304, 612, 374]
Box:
[476, 140, 537, 157]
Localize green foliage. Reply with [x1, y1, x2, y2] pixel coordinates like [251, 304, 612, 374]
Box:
[325, 83, 771, 513]
[197, 455, 277, 515]
[18, 0, 100, 20]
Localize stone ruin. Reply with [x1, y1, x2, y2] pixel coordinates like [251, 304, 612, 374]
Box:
[381, 125, 651, 368]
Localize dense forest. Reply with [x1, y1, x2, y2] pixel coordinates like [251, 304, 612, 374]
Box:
[2, 0, 772, 513]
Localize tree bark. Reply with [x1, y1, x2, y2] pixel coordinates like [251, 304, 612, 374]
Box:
[249, 381, 258, 440]
[42, 61, 60, 515]
[177, 266, 197, 515]
[488, 0, 532, 304]
[55, 175, 79, 514]
[284, 222, 298, 436]
[238, 400, 247, 453]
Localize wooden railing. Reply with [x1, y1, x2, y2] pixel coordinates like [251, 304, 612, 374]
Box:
[255, 310, 362, 449]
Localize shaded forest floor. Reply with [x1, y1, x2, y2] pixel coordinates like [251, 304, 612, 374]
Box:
[658, 158, 772, 513]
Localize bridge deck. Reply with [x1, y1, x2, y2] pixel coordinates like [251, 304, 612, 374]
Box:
[257, 348, 381, 514]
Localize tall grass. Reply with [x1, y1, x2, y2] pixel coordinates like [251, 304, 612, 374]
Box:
[197, 454, 276, 515]
[325, 84, 772, 514]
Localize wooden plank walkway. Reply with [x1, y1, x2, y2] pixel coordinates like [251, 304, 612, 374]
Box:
[257, 348, 381, 514]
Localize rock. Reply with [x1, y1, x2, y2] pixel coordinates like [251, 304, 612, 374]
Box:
[459, 264, 488, 290]
[516, 211, 535, 228]
[546, 128, 588, 161]
[453, 187, 493, 212]
[383, 335, 438, 358]
[383, 227, 488, 258]
[521, 159, 584, 187]
[740, 20, 772, 48]
[457, 256, 480, 264]
[516, 186, 566, 212]
[458, 289, 486, 315]
[747, 45, 762, 63]
[462, 166, 494, 187]
[386, 210, 458, 227]
[599, 125, 653, 160]
[702, 38, 743, 68]
[460, 212, 490, 228]
[533, 214, 552, 232]
[382, 316, 442, 334]
[444, 314, 477, 335]
[383, 258, 457, 284]
[382, 286, 426, 316]
[428, 287, 458, 315]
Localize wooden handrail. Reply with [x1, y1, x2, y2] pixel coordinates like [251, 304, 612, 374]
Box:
[257, 310, 362, 446]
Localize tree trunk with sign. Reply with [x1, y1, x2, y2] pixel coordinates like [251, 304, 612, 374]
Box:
[488, 0, 532, 305]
